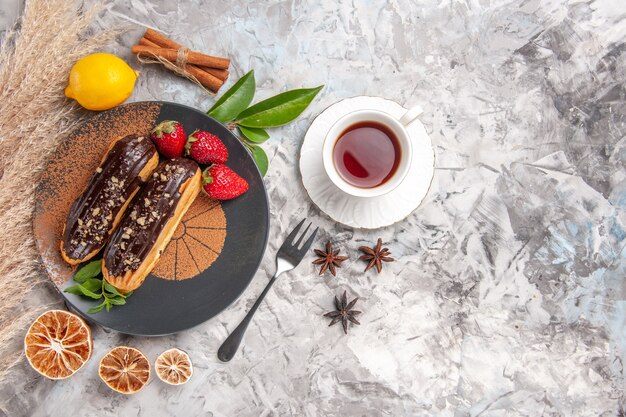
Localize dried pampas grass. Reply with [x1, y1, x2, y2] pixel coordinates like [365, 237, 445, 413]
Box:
[0, 0, 122, 378]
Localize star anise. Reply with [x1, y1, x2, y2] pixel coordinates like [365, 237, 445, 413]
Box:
[358, 238, 394, 273]
[323, 291, 361, 334]
[312, 241, 348, 276]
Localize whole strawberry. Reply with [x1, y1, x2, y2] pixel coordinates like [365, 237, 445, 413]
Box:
[186, 130, 228, 164]
[150, 120, 186, 158]
[202, 164, 248, 200]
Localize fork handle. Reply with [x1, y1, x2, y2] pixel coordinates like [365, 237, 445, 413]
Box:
[217, 271, 281, 362]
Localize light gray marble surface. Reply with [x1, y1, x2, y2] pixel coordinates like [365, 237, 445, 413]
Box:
[1, 0, 625, 416]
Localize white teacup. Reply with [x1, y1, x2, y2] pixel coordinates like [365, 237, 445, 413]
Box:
[322, 105, 423, 198]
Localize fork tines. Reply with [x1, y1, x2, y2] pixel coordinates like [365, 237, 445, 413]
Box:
[282, 218, 319, 255]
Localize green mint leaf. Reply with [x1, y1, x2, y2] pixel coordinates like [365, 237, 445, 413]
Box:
[74, 259, 102, 283]
[250, 145, 269, 176]
[238, 126, 269, 143]
[64, 284, 85, 296]
[207, 70, 255, 122]
[103, 281, 125, 298]
[236, 85, 323, 128]
[82, 278, 104, 295]
[107, 296, 126, 306]
[88, 301, 106, 314]
[65, 281, 102, 300]
[77, 283, 102, 299]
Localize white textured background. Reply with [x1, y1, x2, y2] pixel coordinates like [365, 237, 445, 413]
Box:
[1, 0, 625, 416]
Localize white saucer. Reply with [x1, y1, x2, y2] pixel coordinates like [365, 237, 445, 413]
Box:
[299, 96, 435, 229]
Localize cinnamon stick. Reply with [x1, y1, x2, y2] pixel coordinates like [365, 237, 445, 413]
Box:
[134, 29, 230, 91]
[143, 30, 230, 78]
[131, 45, 230, 70]
[199, 66, 229, 81]
[138, 37, 228, 81]
[138, 36, 159, 48]
[184, 65, 224, 92]
[133, 50, 222, 91]
[143, 28, 183, 50]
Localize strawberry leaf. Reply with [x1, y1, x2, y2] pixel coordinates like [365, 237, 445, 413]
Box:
[236, 86, 323, 128]
[207, 70, 255, 122]
[238, 126, 269, 143]
[250, 145, 269, 176]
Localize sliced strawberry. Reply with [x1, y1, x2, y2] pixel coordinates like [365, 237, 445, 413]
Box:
[185, 130, 228, 164]
[202, 164, 248, 200]
[150, 120, 186, 158]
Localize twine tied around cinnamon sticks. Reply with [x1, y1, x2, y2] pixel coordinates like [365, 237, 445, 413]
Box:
[132, 29, 230, 94]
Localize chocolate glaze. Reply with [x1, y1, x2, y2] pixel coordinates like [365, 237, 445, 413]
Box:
[103, 158, 199, 276]
[62, 134, 157, 261]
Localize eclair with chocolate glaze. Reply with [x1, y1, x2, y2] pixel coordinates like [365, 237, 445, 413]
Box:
[60, 134, 159, 265]
[102, 158, 202, 293]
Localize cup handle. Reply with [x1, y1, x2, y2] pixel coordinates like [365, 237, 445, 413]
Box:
[398, 105, 423, 127]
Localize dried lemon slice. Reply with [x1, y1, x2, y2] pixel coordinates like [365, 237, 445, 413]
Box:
[99, 346, 150, 394]
[24, 310, 92, 380]
[154, 348, 193, 385]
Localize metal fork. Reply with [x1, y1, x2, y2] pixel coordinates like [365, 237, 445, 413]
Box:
[217, 219, 319, 362]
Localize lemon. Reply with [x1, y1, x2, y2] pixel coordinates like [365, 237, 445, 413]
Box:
[65, 53, 138, 111]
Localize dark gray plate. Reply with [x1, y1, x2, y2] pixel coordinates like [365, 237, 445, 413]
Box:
[33, 102, 269, 335]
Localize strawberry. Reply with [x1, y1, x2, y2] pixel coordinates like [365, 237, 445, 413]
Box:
[202, 164, 248, 200]
[150, 120, 186, 158]
[185, 130, 228, 164]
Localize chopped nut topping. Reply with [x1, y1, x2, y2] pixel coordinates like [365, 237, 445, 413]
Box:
[111, 176, 118, 184]
[121, 233, 130, 240]
[96, 167, 103, 173]
[92, 207, 100, 216]
[144, 198, 151, 206]
[120, 242, 126, 250]
[153, 172, 159, 178]
[160, 174, 167, 181]
[137, 217, 146, 226]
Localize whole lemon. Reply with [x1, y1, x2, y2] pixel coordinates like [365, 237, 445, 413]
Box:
[65, 53, 138, 111]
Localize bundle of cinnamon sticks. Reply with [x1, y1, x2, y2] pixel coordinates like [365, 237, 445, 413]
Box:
[131, 29, 230, 93]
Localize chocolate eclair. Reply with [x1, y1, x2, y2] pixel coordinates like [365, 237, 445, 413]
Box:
[102, 158, 202, 293]
[60, 134, 159, 265]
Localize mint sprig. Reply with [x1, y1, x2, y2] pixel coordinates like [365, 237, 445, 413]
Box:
[64, 259, 132, 314]
[207, 70, 323, 177]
